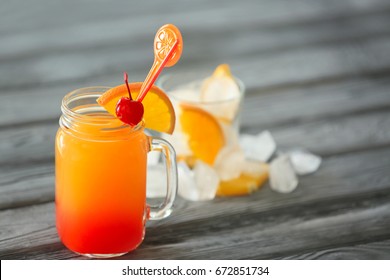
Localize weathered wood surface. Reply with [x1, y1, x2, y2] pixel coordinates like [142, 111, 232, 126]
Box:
[1, 0, 390, 259]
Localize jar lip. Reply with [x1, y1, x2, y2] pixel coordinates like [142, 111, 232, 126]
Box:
[62, 86, 110, 121]
[60, 86, 145, 133]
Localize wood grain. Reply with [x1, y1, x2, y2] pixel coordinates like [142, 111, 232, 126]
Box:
[2, 9, 390, 126]
[242, 75, 390, 129]
[2, 0, 389, 45]
[1, 147, 390, 259]
[281, 239, 390, 259]
[1, 181, 390, 259]
[1, 0, 390, 260]
[0, 162, 54, 210]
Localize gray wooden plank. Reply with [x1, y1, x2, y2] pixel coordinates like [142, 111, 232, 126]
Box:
[131, 196, 390, 259]
[0, 123, 57, 166]
[0, 203, 69, 260]
[1, 1, 390, 91]
[0, 147, 390, 259]
[235, 35, 390, 91]
[1, 175, 390, 259]
[1, 0, 390, 261]
[1, 34, 390, 128]
[3, 4, 390, 64]
[248, 110, 390, 156]
[2, 10, 390, 92]
[241, 75, 390, 129]
[0, 162, 54, 210]
[2, 0, 389, 41]
[280, 239, 390, 259]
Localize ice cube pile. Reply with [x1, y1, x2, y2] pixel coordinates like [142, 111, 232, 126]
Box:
[192, 131, 321, 199]
[240, 131, 322, 193]
[148, 129, 322, 200]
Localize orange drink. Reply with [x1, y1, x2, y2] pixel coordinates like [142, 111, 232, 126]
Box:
[55, 87, 177, 258]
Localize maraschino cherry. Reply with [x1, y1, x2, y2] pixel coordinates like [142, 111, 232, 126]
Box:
[116, 72, 144, 126]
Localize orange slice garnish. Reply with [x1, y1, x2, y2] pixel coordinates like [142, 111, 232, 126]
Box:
[179, 104, 225, 165]
[97, 82, 175, 134]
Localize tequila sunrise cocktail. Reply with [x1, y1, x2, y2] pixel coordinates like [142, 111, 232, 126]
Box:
[56, 112, 149, 255]
[55, 85, 178, 257]
[55, 24, 182, 258]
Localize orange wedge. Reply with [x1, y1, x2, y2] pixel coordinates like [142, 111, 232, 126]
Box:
[217, 161, 269, 196]
[97, 82, 175, 134]
[212, 64, 233, 77]
[179, 104, 225, 165]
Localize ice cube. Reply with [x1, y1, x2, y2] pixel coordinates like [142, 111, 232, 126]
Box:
[241, 160, 269, 177]
[201, 75, 241, 102]
[200, 75, 241, 121]
[178, 161, 220, 201]
[214, 145, 245, 181]
[163, 128, 192, 157]
[194, 160, 220, 201]
[240, 130, 276, 162]
[289, 150, 322, 175]
[146, 164, 167, 198]
[177, 162, 198, 201]
[201, 99, 240, 122]
[221, 122, 240, 147]
[170, 88, 201, 103]
[269, 155, 298, 193]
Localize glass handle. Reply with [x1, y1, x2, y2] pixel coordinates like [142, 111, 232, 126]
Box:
[147, 137, 178, 220]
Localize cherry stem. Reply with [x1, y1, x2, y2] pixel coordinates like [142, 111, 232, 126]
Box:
[123, 72, 132, 100]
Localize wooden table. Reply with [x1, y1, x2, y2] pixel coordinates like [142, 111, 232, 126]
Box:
[1, 0, 390, 260]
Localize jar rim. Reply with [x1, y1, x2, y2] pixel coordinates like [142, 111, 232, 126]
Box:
[61, 86, 110, 122]
[60, 86, 145, 136]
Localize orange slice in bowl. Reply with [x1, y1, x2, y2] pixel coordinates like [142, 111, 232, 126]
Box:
[97, 82, 175, 134]
[217, 161, 269, 196]
[217, 174, 262, 196]
[179, 104, 225, 165]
